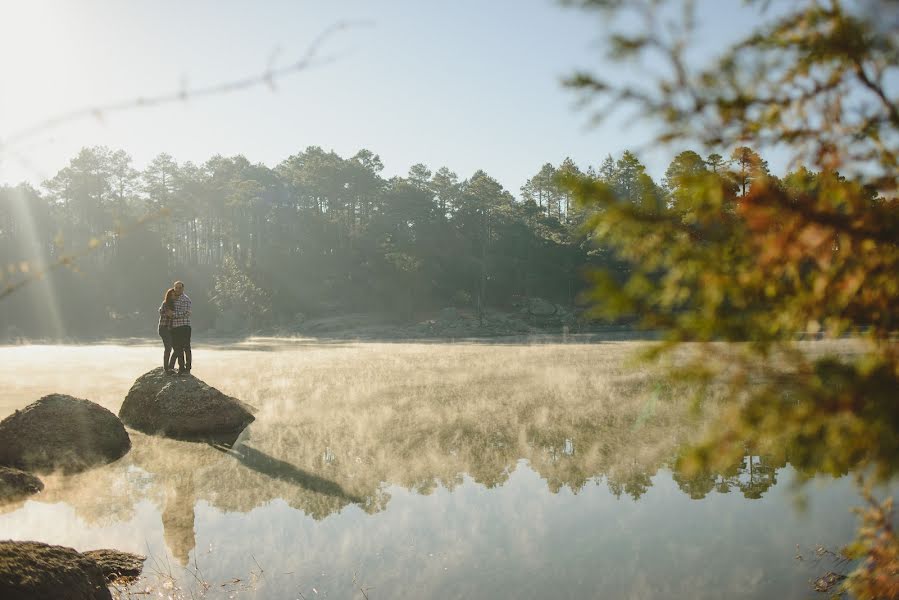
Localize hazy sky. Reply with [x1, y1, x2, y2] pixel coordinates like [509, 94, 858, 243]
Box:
[0, 0, 782, 194]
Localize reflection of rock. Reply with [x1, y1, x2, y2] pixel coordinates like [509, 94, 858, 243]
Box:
[0, 466, 43, 502]
[0, 394, 130, 474]
[120, 368, 255, 444]
[82, 549, 145, 583]
[24, 428, 371, 542]
[0, 540, 111, 600]
[144, 440, 371, 565]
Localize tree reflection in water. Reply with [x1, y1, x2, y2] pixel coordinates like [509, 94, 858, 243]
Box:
[0, 340, 861, 567]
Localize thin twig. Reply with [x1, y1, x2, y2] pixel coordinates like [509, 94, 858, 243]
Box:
[0, 20, 372, 152]
[192, 550, 209, 592]
[251, 553, 265, 578]
[144, 540, 165, 582]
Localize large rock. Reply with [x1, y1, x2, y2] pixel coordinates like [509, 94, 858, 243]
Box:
[0, 395, 131, 474]
[0, 540, 112, 600]
[82, 549, 145, 583]
[0, 467, 43, 503]
[119, 367, 255, 443]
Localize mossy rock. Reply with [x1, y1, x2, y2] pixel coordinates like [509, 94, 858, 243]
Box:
[0, 395, 130, 474]
[0, 467, 43, 503]
[0, 540, 111, 600]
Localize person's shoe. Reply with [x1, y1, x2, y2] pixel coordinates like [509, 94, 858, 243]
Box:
[164, 368, 177, 375]
[183, 369, 192, 377]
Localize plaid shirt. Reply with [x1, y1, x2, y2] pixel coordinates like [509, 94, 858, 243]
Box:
[158, 302, 174, 328]
[171, 293, 192, 327]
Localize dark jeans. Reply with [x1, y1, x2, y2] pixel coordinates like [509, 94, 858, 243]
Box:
[159, 325, 173, 370]
[170, 325, 192, 372]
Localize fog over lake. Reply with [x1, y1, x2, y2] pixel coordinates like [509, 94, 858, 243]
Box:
[0, 338, 885, 598]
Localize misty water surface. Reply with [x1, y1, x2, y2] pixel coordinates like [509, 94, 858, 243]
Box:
[0, 339, 884, 599]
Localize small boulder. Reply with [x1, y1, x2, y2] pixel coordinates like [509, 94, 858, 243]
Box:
[82, 549, 145, 583]
[0, 467, 43, 503]
[0, 540, 111, 600]
[438, 307, 460, 322]
[527, 297, 557, 317]
[119, 368, 255, 443]
[0, 395, 131, 474]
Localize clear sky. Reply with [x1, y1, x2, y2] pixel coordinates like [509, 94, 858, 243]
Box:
[0, 0, 784, 195]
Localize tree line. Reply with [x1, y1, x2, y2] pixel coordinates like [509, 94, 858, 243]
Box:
[0, 143, 807, 338]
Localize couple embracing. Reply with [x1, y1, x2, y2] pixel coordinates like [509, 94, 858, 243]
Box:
[158, 280, 192, 375]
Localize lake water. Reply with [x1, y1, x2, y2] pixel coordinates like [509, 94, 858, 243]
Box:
[0, 338, 886, 599]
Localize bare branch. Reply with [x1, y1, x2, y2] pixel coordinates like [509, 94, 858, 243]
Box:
[0, 20, 372, 152]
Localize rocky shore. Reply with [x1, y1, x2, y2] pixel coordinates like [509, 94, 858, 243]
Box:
[0, 369, 257, 597]
[208, 298, 608, 340]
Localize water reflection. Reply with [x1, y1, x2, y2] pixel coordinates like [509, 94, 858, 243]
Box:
[162, 471, 195, 566]
[0, 340, 886, 598]
[673, 455, 781, 501]
[212, 442, 363, 504]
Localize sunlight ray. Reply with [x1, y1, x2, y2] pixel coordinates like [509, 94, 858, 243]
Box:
[7, 185, 66, 338]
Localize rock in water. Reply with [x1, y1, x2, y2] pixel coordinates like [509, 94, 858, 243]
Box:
[82, 549, 145, 583]
[0, 395, 131, 474]
[0, 540, 112, 600]
[119, 367, 255, 443]
[0, 467, 43, 502]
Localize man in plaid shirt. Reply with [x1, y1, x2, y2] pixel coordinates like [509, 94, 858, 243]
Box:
[170, 280, 193, 375]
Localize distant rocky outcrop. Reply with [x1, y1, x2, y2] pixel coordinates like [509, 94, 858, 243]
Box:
[0, 540, 112, 600]
[82, 549, 145, 583]
[526, 297, 557, 317]
[0, 395, 131, 474]
[0, 467, 43, 503]
[405, 301, 581, 338]
[119, 368, 255, 444]
[437, 307, 461, 322]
